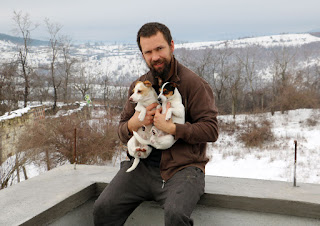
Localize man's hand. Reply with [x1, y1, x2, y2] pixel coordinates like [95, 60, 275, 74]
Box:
[154, 102, 176, 135]
[128, 103, 158, 133]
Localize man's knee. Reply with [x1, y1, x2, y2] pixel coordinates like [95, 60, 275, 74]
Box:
[93, 197, 109, 223]
[164, 204, 193, 226]
[93, 194, 120, 225]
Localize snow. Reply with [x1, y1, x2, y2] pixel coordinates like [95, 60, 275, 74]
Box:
[175, 33, 320, 49]
[206, 109, 320, 184]
[0, 106, 32, 122]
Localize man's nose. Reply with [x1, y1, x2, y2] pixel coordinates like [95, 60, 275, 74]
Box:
[151, 52, 160, 62]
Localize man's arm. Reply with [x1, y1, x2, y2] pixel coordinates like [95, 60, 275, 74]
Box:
[174, 82, 218, 144]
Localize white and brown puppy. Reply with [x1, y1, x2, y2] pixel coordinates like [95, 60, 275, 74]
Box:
[126, 80, 158, 172]
[133, 82, 185, 150]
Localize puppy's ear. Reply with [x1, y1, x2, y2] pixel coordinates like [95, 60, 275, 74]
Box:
[143, 80, 152, 87]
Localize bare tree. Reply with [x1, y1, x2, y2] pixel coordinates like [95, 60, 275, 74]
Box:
[59, 36, 77, 103]
[0, 151, 30, 189]
[270, 46, 297, 114]
[236, 45, 261, 112]
[12, 11, 38, 107]
[212, 43, 234, 113]
[73, 63, 94, 100]
[227, 60, 244, 119]
[45, 18, 63, 110]
[31, 69, 50, 104]
[0, 63, 19, 114]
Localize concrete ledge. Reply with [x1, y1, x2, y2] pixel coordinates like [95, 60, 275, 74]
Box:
[0, 164, 320, 225]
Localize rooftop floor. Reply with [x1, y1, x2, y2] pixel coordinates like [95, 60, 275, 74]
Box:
[1, 164, 320, 225]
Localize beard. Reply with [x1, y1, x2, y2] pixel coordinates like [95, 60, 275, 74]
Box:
[149, 57, 171, 79]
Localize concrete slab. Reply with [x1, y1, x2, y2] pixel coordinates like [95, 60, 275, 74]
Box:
[0, 165, 118, 226]
[1, 164, 320, 225]
[51, 198, 320, 226]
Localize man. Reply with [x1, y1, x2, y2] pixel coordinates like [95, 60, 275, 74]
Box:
[93, 22, 219, 226]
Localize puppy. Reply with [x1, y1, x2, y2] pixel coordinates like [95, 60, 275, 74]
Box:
[157, 82, 185, 124]
[126, 80, 158, 172]
[133, 82, 185, 150]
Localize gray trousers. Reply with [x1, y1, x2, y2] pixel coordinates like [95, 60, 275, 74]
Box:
[93, 160, 205, 226]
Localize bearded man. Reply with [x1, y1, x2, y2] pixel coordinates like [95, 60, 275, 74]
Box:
[93, 22, 219, 226]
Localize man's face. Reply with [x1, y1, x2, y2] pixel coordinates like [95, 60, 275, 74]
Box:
[140, 31, 174, 78]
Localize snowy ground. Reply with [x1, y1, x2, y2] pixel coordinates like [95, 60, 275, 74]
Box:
[2, 108, 320, 186]
[206, 108, 320, 184]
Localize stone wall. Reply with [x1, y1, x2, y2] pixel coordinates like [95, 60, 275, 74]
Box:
[0, 106, 45, 164]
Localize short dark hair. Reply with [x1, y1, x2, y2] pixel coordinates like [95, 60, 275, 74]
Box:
[137, 22, 172, 52]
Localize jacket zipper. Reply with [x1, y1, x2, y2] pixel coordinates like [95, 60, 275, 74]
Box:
[162, 180, 166, 189]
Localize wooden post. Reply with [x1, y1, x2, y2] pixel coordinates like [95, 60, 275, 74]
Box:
[293, 140, 297, 187]
[74, 128, 77, 170]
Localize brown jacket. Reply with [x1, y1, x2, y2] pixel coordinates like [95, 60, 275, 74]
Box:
[118, 58, 219, 181]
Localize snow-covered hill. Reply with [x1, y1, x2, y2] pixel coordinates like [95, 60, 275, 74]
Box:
[175, 33, 320, 49]
[1, 33, 320, 84]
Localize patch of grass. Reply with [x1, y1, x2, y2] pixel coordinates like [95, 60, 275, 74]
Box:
[306, 118, 318, 127]
[218, 119, 240, 135]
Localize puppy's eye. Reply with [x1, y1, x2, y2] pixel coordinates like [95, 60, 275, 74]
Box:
[137, 90, 142, 94]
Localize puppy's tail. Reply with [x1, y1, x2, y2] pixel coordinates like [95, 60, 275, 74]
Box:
[133, 131, 150, 145]
[126, 158, 140, 172]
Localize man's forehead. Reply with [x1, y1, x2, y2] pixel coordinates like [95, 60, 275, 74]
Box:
[140, 32, 168, 51]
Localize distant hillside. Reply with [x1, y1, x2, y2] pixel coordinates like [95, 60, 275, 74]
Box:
[0, 33, 48, 46]
[310, 32, 320, 38]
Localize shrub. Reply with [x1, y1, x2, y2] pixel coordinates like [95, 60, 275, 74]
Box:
[238, 119, 274, 148]
[17, 108, 120, 170]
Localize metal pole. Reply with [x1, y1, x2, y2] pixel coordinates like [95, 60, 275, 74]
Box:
[293, 140, 297, 187]
[74, 128, 77, 170]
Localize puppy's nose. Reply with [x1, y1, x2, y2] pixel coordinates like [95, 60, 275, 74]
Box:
[129, 97, 133, 102]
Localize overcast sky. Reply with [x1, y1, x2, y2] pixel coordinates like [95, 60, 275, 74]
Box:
[1, 0, 320, 43]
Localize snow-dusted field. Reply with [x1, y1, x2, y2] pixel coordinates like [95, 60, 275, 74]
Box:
[206, 108, 320, 184]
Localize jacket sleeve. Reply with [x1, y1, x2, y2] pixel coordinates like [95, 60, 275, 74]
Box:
[174, 81, 219, 144]
[117, 84, 135, 144]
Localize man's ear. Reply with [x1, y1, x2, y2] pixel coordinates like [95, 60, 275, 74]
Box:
[170, 40, 175, 53]
[143, 80, 152, 87]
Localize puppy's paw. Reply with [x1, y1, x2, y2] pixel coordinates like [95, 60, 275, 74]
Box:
[165, 112, 172, 121]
